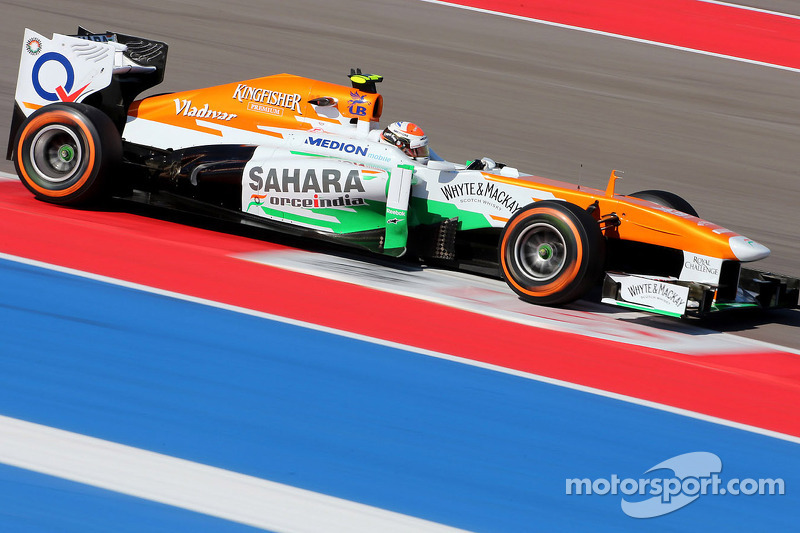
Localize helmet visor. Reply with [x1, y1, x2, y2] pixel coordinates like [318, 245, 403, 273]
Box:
[409, 145, 429, 160]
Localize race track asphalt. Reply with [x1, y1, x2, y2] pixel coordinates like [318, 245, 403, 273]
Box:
[0, 0, 798, 346]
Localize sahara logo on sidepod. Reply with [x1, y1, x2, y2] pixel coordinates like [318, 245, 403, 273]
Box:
[31, 52, 90, 102]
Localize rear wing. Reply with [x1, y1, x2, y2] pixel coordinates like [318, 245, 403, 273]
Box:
[7, 27, 167, 159]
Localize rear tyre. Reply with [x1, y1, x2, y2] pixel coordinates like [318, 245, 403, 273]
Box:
[629, 189, 698, 217]
[499, 200, 606, 305]
[13, 103, 121, 206]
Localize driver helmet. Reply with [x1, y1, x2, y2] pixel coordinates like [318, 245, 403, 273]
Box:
[380, 121, 429, 163]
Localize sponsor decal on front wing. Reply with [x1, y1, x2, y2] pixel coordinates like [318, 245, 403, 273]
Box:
[680, 251, 724, 284]
[606, 273, 689, 316]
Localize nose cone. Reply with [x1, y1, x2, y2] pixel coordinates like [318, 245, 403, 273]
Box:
[729, 235, 770, 262]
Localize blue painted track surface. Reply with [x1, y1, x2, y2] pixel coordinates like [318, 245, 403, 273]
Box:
[0, 257, 798, 531]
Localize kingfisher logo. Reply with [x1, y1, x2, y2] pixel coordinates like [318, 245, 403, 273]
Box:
[31, 52, 90, 102]
[232, 84, 302, 115]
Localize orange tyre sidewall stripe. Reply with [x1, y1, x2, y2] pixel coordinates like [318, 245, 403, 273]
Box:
[501, 207, 584, 297]
[16, 111, 96, 198]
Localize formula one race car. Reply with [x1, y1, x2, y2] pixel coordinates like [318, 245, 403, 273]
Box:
[8, 28, 800, 317]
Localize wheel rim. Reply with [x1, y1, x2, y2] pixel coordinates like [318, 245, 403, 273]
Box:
[29, 125, 83, 184]
[513, 222, 567, 282]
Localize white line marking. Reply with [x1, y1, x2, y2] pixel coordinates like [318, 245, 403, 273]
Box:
[697, 0, 800, 20]
[417, 0, 800, 73]
[1, 250, 798, 443]
[0, 415, 471, 533]
[0, 171, 18, 181]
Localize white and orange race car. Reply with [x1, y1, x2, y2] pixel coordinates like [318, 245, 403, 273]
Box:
[7, 28, 799, 317]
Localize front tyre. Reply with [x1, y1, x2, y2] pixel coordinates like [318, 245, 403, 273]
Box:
[500, 200, 606, 305]
[13, 103, 121, 206]
[629, 189, 698, 217]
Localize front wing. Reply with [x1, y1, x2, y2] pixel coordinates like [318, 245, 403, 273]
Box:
[602, 269, 800, 318]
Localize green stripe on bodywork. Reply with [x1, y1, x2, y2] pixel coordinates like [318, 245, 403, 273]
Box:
[384, 205, 408, 254]
[289, 151, 327, 158]
[711, 302, 760, 311]
[602, 300, 685, 318]
[246, 200, 387, 234]
[409, 197, 496, 230]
